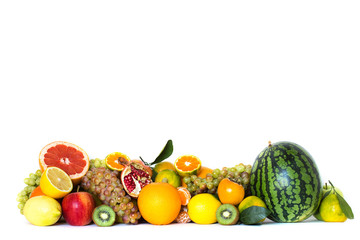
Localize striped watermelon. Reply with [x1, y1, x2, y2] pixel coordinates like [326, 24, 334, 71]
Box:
[250, 141, 322, 223]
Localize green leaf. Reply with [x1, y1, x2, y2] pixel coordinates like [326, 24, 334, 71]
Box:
[239, 206, 271, 225]
[322, 189, 331, 200]
[336, 193, 354, 219]
[150, 140, 173, 165]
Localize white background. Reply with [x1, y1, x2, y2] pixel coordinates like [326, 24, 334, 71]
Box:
[1, 0, 359, 239]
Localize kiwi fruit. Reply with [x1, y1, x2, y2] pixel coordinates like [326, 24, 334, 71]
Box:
[92, 205, 116, 227]
[216, 204, 239, 225]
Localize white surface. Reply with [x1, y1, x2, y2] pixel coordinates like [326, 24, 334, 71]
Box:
[1, 1, 359, 239]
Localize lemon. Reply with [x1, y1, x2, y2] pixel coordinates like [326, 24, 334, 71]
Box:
[238, 196, 267, 223]
[23, 196, 62, 226]
[40, 167, 73, 199]
[188, 193, 221, 224]
[154, 169, 181, 188]
[319, 194, 347, 222]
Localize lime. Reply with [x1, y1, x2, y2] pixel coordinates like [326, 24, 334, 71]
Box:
[320, 193, 347, 222]
[23, 196, 62, 226]
[154, 169, 181, 188]
[188, 193, 221, 224]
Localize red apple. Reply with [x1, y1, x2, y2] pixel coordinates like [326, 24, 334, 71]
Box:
[62, 192, 95, 226]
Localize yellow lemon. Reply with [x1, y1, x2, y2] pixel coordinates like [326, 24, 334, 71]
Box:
[320, 194, 347, 222]
[23, 196, 62, 226]
[40, 167, 73, 199]
[238, 196, 267, 222]
[188, 193, 221, 224]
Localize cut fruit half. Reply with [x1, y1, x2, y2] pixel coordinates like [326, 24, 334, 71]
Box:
[174, 155, 201, 177]
[39, 141, 89, 185]
[105, 152, 131, 171]
[40, 167, 73, 199]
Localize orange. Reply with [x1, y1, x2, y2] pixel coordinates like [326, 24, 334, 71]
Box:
[217, 178, 245, 205]
[105, 152, 130, 171]
[39, 141, 89, 185]
[197, 166, 213, 178]
[177, 187, 191, 206]
[29, 186, 45, 198]
[138, 182, 181, 225]
[40, 167, 73, 199]
[174, 155, 201, 177]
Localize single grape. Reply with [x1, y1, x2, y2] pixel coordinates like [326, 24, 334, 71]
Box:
[183, 176, 191, 184]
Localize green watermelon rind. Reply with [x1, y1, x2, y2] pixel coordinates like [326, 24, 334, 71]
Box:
[250, 141, 322, 223]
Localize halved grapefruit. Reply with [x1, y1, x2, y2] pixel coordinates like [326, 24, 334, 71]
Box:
[39, 141, 89, 185]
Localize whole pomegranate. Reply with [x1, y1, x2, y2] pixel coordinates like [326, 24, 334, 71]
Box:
[121, 161, 152, 198]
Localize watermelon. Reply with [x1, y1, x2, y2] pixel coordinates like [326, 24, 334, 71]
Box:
[250, 141, 322, 223]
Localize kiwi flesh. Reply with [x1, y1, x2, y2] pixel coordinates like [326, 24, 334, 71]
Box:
[216, 204, 239, 225]
[92, 205, 116, 227]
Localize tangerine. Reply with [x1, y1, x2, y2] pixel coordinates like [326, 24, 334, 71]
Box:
[238, 196, 267, 222]
[320, 194, 347, 222]
[197, 166, 213, 178]
[177, 187, 191, 206]
[138, 182, 181, 225]
[29, 186, 45, 198]
[217, 178, 245, 205]
[154, 161, 176, 173]
[174, 155, 201, 177]
[105, 152, 130, 171]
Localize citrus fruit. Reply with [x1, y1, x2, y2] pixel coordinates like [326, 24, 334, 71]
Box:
[217, 178, 245, 205]
[154, 161, 176, 173]
[174, 155, 201, 177]
[187, 193, 221, 224]
[138, 182, 181, 225]
[319, 193, 347, 222]
[176, 211, 191, 223]
[40, 166, 73, 199]
[105, 152, 130, 171]
[238, 196, 267, 222]
[177, 187, 191, 206]
[155, 169, 181, 188]
[29, 186, 45, 198]
[197, 166, 213, 178]
[39, 141, 89, 185]
[23, 196, 62, 226]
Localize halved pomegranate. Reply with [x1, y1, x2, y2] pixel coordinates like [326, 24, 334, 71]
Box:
[121, 162, 152, 198]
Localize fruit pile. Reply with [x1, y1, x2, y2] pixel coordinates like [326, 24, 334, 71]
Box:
[17, 140, 354, 226]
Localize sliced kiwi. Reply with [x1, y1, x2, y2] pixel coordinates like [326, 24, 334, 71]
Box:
[92, 205, 116, 227]
[216, 204, 240, 225]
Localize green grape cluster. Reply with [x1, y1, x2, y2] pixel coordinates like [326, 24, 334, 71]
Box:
[90, 158, 106, 168]
[183, 163, 252, 196]
[17, 169, 42, 214]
